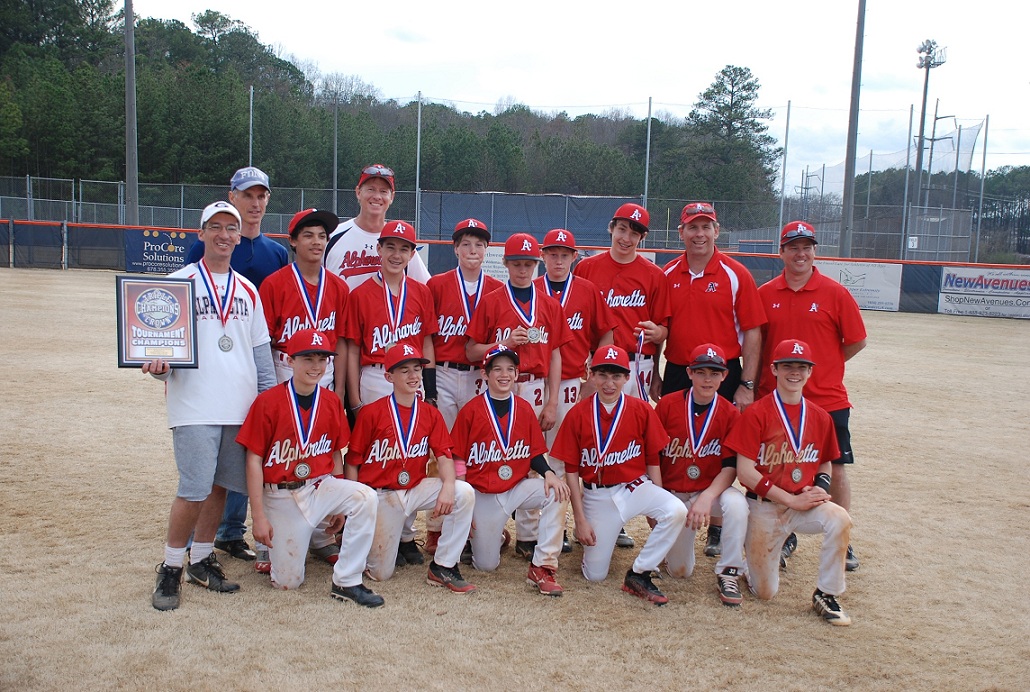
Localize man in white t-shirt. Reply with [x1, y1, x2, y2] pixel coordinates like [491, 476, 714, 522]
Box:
[145, 200, 276, 611]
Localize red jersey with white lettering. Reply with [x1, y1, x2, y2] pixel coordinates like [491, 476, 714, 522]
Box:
[236, 383, 350, 484]
[551, 394, 670, 485]
[656, 389, 739, 493]
[662, 249, 766, 363]
[259, 264, 350, 352]
[573, 251, 670, 356]
[428, 268, 504, 365]
[345, 395, 453, 490]
[343, 275, 437, 366]
[757, 267, 866, 411]
[451, 393, 548, 494]
[724, 393, 840, 495]
[466, 284, 572, 378]
[534, 274, 615, 380]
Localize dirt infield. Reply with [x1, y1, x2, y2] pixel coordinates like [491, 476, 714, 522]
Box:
[1, 267, 1028, 691]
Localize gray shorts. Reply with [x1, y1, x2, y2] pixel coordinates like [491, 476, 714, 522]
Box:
[171, 425, 247, 501]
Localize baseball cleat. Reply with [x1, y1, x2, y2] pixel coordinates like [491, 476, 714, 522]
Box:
[616, 528, 635, 548]
[255, 549, 271, 574]
[214, 538, 256, 561]
[622, 569, 668, 606]
[527, 564, 563, 597]
[460, 539, 474, 565]
[845, 545, 860, 572]
[716, 567, 743, 606]
[330, 582, 385, 608]
[424, 530, 442, 555]
[561, 530, 572, 554]
[186, 554, 240, 593]
[704, 525, 722, 557]
[514, 540, 537, 561]
[309, 544, 340, 565]
[397, 540, 424, 566]
[152, 563, 183, 611]
[780, 532, 797, 571]
[813, 589, 852, 626]
[427, 561, 477, 594]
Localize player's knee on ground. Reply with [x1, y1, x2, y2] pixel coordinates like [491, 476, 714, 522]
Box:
[472, 553, 501, 572]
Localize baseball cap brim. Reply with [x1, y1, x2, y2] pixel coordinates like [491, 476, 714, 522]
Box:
[387, 356, 430, 372]
[773, 356, 816, 366]
[290, 209, 339, 236]
[504, 254, 541, 262]
[484, 350, 520, 369]
[688, 361, 728, 372]
[290, 346, 336, 358]
[453, 227, 491, 243]
[681, 212, 717, 226]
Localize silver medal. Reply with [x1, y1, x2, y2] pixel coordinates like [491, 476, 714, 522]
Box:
[526, 327, 541, 343]
[295, 463, 311, 479]
[384, 340, 397, 352]
[218, 335, 233, 352]
[791, 467, 803, 483]
[687, 464, 701, 480]
[498, 464, 513, 481]
[398, 470, 411, 486]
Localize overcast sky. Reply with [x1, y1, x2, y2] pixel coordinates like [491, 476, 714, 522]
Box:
[131, 0, 1028, 194]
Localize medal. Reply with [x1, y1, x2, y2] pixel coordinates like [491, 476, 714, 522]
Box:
[384, 340, 397, 352]
[498, 464, 513, 480]
[773, 390, 807, 479]
[398, 470, 411, 486]
[591, 393, 625, 470]
[218, 335, 233, 352]
[633, 330, 648, 400]
[687, 464, 701, 480]
[544, 274, 573, 310]
[380, 271, 408, 354]
[287, 378, 321, 455]
[295, 463, 311, 479]
[291, 263, 325, 330]
[685, 389, 717, 462]
[504, 281, 538, 329]
[388, 393, 419, 487]
[198, 259, 238, 351]
[791, 468, 803, 483]
[484, 393, 515, 464]
[526, 327, 541, 343]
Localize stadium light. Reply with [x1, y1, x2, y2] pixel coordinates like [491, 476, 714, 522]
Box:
[913, 40, 947, 208]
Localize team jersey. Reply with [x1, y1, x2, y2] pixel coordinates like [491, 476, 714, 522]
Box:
[323, 218, 432, 290]
[237, 382, 350, 484]
[428, 268, 504, 365]
[466, 283, 572, 378]
[724, 392, 840, 495]
[662, 249, 766, 363]
[534, 274, 615, 380]
[343, 275, 437, 366]
[757, 267, 866, 411]
[259, 264, 350, 352]
[345, 395, 453, 490]
[655, 389, 740, 493]
[164, 262, 270, 428]
[551, 394, 670, 485]
[573, 252, 670, 356]
[185, 233, 287, 289]
[451, 393, 548, 494]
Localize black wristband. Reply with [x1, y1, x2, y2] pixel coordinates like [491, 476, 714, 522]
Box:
[530, 454, 552, 478]
[422, 367, 438, 400]
[814, 472, 831, 492]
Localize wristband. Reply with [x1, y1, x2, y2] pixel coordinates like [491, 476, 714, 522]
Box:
[814, 472, 831, 492]
[754, 476, 773, 498]
[422, 367, 438, 400]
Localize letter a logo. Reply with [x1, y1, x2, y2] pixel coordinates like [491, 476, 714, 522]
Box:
[557, 231, 567, 242]
[522, 239, 532, 252]
[791, 342, 804, 355]
[311, 332, 324, 346]
[468, 219, 478, 228]
[403, 344, 415, 356]
[606, 347, 618, 361]
[631, 209, 642, 221]
[706, 347, 718, 359]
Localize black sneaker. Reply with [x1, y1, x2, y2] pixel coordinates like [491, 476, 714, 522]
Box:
[331, 582, 385, 608]
[514, 540, 537, 561]
[616, 528, 635, 548]
[185, 554, 240, 593]
[152, 563, 183, 611]
[845, 545, 860, 572]
[622, 569, 668, 606]
[704, 525, 722, 557]
[716, 567, 743, 606]
[813, 589, 852, 626]
[397, 540, 424, 566]
[213, 538, 256, 561]
[780, 532, 798, 570]
[561, 531, 572, 554]
[460, 539, 473, 565]
[427, 560, 477, 593]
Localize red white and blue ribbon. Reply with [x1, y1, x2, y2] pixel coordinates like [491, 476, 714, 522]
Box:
[592, 393, 625, 467]
[379, 271, 408, 343]
[686, 388, 717, 458]
[287, 378, 321, 453]
[388, 393, 418, 460]
[198, 259, 237, 327]
[291, 263, 325, 329]
[504, 281, 537, 328]
[772, 390, 806, 460]
[484, 393, 515, 459]
[544, 274, 573, 309]
[634, 330, 648, 400]
[455, 267, 484, 322]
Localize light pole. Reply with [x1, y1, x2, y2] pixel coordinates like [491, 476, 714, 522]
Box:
[913, 40, 946, 210]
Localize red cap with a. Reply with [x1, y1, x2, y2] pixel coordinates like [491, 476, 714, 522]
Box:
[287, 329, 336, 358]
[771, 339, 816, 366]
[357, 163, 395, 191]
[504, 233, 541, 261]
[779, 220, 818, 247]
[384, 343, 430, 372]
[379, 220, 417, 248]
[680, 202, 718, 226]
[541, 228, 576, 250]
[612, 203, 649, 233]
[591, 345, 631, 373]
[452, 218, 491, 243]
[687, 343, 728, 371]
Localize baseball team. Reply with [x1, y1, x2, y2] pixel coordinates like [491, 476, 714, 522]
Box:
[142, 163, 866, 627]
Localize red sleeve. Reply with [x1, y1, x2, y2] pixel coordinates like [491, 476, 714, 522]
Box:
[551, 405, 585, 473]
[650, 269, 672, 327]
[450, 402, 474, 462]
[723, 405, 763, 459]
[330, 274, 350, 342]
[466, 295, 493, 344]
[521, 398, 549, 458]
[258, 276, 279, 338]
[326, 394, 351, 453]
[413, 281, 438, 336]
[428, 405, 455, 458]
[342, 284, 364, 342]
[345, 405, 372, 466]
[837, 285, 867, 346]
[734, 270, 767, 332]
[236, 389, 274, 457]
[593, 287, 616, 338]
[643, 404, 671, 464]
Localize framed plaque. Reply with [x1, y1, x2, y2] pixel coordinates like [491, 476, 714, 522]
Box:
[116, 275, 198, 368]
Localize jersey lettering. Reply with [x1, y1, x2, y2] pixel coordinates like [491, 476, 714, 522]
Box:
[605, 289, 646, 308]
[371, 317, 424, 352]
[437, 314, 468, 341]
[663, 436, 723, 460]
[279, 313, 337, 343]
[756, 441, 820, 468]
[266, 434, 334, 467]
[364, 436, 430, 467]
[566, 311, 583, 331]
[466, 440, 532, 466]
[579, 440, 642, 468]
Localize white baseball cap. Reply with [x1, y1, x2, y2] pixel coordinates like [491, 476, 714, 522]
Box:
[200, 200, 242, 227]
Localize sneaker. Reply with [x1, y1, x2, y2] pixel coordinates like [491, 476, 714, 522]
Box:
[214, 538, 256, 561]
[781, 532, 798, 559]
[152, 563, 183, 611]
[561, 530, 572, 554]
[514, 540, 537, 561]
[397, 540, 424, 566]
[813, 589, 852, 626]
[704, 525, 722, 558]
[460, 539, 473, 565]
[331, 582, 385, 608]
[424, 530, 441, 555]
[310, 544, 340, 565]
[622, 569, 668, 606]
[185, 554, 240, 593]
[527, 564, 563, 596]
[716, 567, 743, 606]
[845, 545, 860, 572]
[427, 560, 477, 594]
[616, 528, 635, 548]
[255, 549, 271, 575]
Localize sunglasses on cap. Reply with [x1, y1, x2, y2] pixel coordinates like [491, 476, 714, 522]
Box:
[690, 353, 727, 368]
[781, 227, 817, 243]
[683, 202, 716, 216]
[362, 164, 394, 178]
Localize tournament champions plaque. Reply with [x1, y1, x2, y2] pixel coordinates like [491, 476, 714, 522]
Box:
[116, 276, 198, 368]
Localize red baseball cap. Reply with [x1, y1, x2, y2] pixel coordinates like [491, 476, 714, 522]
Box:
[590, 345, 631, 374]
[384, 343, 430, 372]
[680, 201, 718, 226]
[688, 343, 728, 371]
[483, 344, 520, 369]
[287, 329, 336, 358]
[378, 220, 417, 248]
[453, 218, 491, 243]
[771, 339, 816, 366]
[288, 208, 339, 237]
[612, 203, 649, 234]
[358, 163, 395, 191]
[780, 221, 818, 247]
[541, 228, 576, 250]
[504, 233, 541, 261]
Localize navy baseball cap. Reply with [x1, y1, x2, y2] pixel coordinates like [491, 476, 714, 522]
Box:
[230, 166, 271, 192]
[483, 344, 520, 369]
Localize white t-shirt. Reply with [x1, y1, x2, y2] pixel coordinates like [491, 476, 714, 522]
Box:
[323, 218, 431, 290]
[164, 263, 272, 428]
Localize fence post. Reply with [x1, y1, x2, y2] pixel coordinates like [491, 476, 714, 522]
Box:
[118, 182, 125, 225]
[7, 219, 12, 268]
[26, 174, 33, 221]
[180, 184, 185, 229]
[61, 221, 68, 270]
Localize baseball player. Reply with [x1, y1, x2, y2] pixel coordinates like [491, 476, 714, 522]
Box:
[237, 329, 384, 607]
[550, 346, 687, 606]
[655, 343, 748, 606]
[344, 344, 477, 593]
[323, 164, 431, 290]
[147, 200, 276, 611]
[725, 339, 853, 626]
[451, 345, 570, 595]
[757, 221, 867, 572]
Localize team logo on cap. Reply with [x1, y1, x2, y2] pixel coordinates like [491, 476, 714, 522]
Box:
[521, 239, 532, 252]
[791, 342, 805, 355]
[391, 223, 406, 234]
[309, 332, 325, 347]
[706, 347, 718, 359]
[402, 344, 415, 356]
[793, 223, 806, 232]
[605, 347, 618, 361]
[630, 209, 642, 221]
[556, 231, 567, 242]
[467, 219, 479, 228]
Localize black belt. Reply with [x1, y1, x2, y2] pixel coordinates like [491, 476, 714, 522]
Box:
[517, 373, 541, 382]
[745, 491, 775, 503]
[266, 476, 326, 491]
[584, 476, 647, 491]
[628, 353, 652, 361]
[436, 361, 473, 371]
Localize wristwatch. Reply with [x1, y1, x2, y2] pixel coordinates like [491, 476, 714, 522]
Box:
[740, 379, 755, 391]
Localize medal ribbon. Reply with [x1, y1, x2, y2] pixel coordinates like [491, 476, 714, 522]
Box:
[379, 272, 408, 344]
[456, 268, 484, 322]
[544, 274, 573, 309]
[591, 393, 625, 467]
[287, 379, 320, 454]
[198, 259, 237, 328]
[634, 330, 648, 400]
[772, 390, 806, 459]
[504, 281, 537, 328]
[388, 394, 419, 461]
[484, 393, 515, 460]
[685, 389, 717, 459]
[291, 263, 325, 329]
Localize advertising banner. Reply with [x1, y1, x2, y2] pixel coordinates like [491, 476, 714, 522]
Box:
[816, 260, 902, 312]
[938, 266, 1030, 319]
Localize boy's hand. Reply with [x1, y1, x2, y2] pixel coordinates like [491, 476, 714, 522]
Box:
[325, 514, 345, 535]
[433, 482, 455, 517]
[252, 516, 273, 549]
[544, 472, 570, 503]
[573, 518, 596, 546]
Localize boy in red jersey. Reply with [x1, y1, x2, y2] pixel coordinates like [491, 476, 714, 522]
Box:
[726, 339, 853, 626]
[655, 343, 747, 606]
[551, 346, 686, 606]
[238, 330, 383, 607]
[345, 344, 477, 593]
